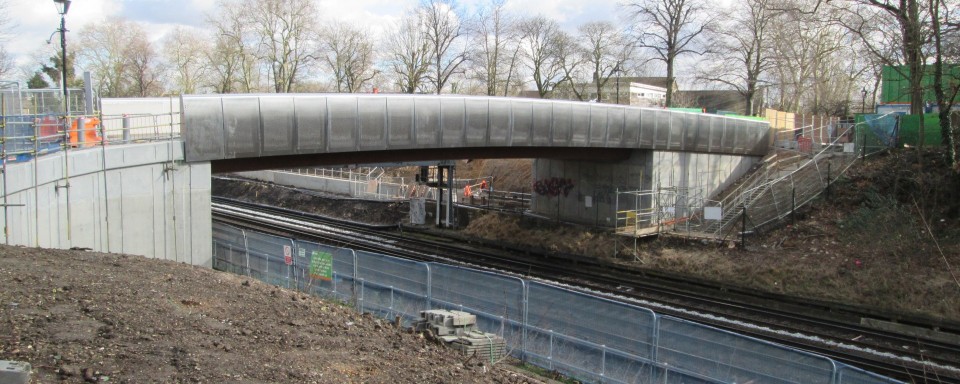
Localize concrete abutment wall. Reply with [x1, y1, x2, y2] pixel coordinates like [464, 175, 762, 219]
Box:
[1, 142, 212, 266]
[532, 150, 760, 227]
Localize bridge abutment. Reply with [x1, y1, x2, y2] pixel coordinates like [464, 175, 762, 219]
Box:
[1, 142, 212, 266]
[531, 150, 760, 227]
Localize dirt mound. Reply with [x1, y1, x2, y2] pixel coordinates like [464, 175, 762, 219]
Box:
[0, 245, 544, 383]
[457, 159, 534, 192]
[463, 212, 617, 259]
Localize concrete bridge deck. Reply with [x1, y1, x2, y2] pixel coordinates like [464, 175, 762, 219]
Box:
[180, 94, 770, 171]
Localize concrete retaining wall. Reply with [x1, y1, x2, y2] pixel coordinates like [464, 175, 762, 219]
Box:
[0, 141, 212, 267]
[234, 170, 408, 200]
[531, 151, 647, 227]
[532, 150, 759, 227]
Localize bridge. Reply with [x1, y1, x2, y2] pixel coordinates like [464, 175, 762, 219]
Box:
[1, 93, 771, 267]
[181, 94, 769, 171]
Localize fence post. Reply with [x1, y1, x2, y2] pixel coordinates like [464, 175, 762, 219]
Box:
[548, 330, 554, 371]
[425, 264, 432, 310]
[600, 344, 606, 382]
[122, 115, 131, 143]
[826, 163, 831, 199]
[741, 204, 747, 249]
[791, 188, 796, 225]
[241, 229, 250, 277]
[861, 126, 866, 160]
[521, 280, 528, 363]
[359, 278, 365, 314]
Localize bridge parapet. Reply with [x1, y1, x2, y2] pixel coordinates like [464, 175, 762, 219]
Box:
[181, 94, 771, 163]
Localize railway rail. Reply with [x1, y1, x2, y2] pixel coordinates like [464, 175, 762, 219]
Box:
[211, 196, 960, 383]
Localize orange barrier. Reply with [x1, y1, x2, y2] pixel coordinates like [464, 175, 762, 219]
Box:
[69, 117, 102, 147]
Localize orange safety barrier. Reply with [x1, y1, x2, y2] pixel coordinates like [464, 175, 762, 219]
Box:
[69, 117, 102, 147]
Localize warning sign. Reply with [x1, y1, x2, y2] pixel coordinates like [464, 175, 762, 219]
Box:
[283, 245, 292, 265]
[309, 251, 333, 281]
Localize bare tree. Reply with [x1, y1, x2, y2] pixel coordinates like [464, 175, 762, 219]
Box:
[578, 21, 633, 103]
[384, 10, 432, 93]
[421, 0, 470, 94]
[554, 30, 589, 101]
[929, 0, 960, 169]
[318, 22, 378, 93]
[78, 19, 156, 97]
[768, 5, 848, 113]
[206, 2, 261, 93]
[518, 16, 564, 98]
[0, 48, 12, 79]
[246, 0, 319, 93]
[472, 0, 521, 96]
[698, 0, 776, 115]
[839, 0, 929, 116]
[126, 30, 164, 96]
[162, 27, 211, 94]
[625, 0, 711, 106]
[0, 0, 14, 79]
[834, 0, 935, 159]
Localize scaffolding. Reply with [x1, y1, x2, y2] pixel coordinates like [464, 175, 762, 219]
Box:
[613, 181, 724, 259]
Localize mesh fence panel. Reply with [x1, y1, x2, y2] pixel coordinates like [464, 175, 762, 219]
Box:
[430, 264, 525, 347]
[837, 364, 904, 384]
[356, 251, 429, 324]
[212, 223, 247, 276]
[244, 231, 295, 288]
[657, 316, 835, 384]
[293, 241, 355, 303]
[211, 226, 902, 384]
[525, 282, 657, 383]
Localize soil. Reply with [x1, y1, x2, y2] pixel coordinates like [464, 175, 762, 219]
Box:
[215, 150, 960, 322]
[0, 245, 547, 383]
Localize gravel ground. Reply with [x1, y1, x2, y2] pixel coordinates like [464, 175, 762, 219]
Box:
[0, 245, 547, 383]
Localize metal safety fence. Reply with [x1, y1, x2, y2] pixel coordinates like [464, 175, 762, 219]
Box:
[1, 110, 181, 164]
[212, 221, 901, 384]
[656, 114, 900, 242]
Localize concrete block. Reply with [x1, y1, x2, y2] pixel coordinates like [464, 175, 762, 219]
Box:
[0, 360, 31, 384]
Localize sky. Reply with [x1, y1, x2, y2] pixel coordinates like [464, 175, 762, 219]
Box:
[2, 0, 624, 78]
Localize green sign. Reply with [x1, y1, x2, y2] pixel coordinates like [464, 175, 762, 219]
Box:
[309, 250, 333, 281]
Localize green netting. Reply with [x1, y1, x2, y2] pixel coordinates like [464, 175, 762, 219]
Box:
[881, 65, 960, 104]
[855, 113, 900, 149]
[899, 113, 943, 146]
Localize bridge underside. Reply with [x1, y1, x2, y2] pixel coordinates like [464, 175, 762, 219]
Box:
[210, 146, 633, 173]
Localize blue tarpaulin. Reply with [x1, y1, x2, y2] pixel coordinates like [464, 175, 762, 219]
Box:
[859, 113, 903, 147]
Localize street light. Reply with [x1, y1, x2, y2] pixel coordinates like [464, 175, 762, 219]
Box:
[860, 87, 867, 114]
[54, 0, 71, 109]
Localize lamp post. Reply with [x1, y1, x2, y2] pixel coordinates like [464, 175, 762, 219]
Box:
[860, 87, 867, 114]
[54, 0, 71, 109]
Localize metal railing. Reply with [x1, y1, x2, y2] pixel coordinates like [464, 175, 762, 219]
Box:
[1, 111, 181, 162]
[704, 114, 898, 242]
[213, 221, 902, 384]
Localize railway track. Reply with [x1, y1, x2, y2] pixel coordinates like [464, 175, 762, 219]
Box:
[211, 196, 960, 383]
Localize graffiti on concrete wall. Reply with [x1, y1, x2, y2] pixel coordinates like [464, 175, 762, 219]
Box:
[533, 177, 575, 197]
